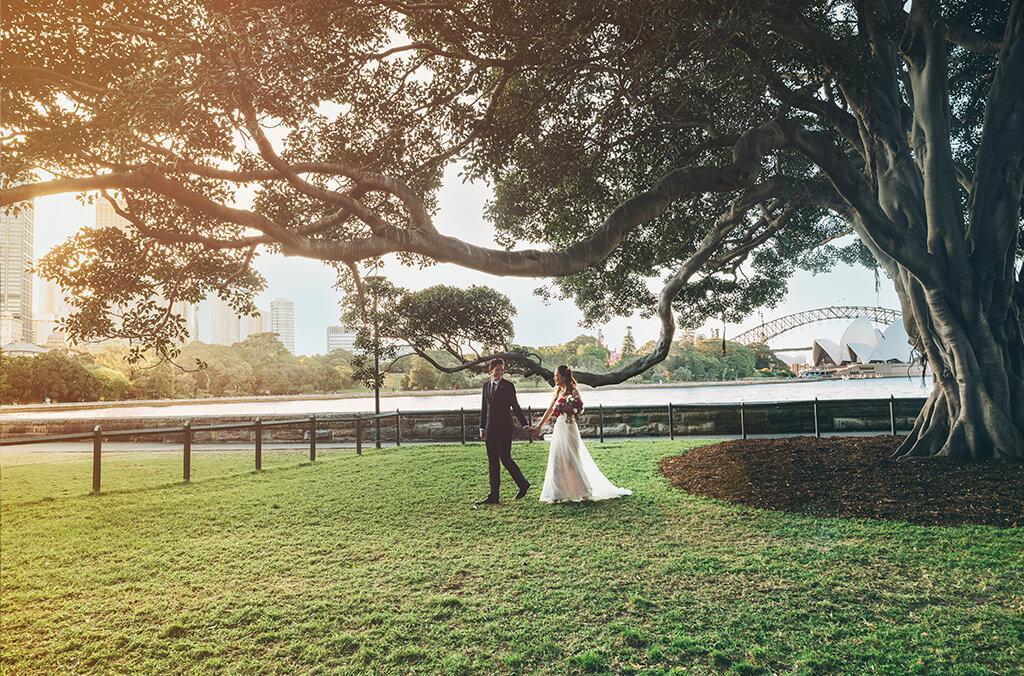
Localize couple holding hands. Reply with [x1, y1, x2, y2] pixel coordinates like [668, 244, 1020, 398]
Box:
[477, 358, 632, 506]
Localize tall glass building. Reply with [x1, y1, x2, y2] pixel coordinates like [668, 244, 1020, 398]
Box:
[1, 201, 35, 344]
[270, 298, 295, 353]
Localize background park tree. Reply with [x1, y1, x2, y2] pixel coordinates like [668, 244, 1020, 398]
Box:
[0, 350, 33, 403]
[17, 351, 99, 403]
[751, 343, 796, 377]
[620, 327, 637, 364]
[3, 0, 1023, 459]
[90, 366, 131, 400]
[402, 356, 440, 391]
[339, 280, 530, 383]
[307, 350, 356, 392]
[574, 341, 612, 373]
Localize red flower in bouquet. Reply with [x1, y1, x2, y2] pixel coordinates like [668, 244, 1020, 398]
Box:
[552, 394, 584, 421]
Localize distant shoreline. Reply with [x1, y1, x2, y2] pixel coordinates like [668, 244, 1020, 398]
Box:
[0, 377, 800, 414]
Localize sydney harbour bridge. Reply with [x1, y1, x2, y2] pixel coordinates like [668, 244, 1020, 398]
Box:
[732, 306, 902, 353]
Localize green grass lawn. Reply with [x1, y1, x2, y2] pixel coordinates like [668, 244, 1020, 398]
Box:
[1, 440, 1021, 674]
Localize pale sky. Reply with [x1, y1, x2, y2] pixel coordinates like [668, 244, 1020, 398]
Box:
[31, 166, 899, 359]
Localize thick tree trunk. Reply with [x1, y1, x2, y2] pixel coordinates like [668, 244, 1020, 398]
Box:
[866, 0, 1024, 462]
[895, 291, 1024, 460]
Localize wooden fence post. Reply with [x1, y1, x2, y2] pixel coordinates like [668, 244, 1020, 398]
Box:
[183, 420, 192, 483]
[356, 416, 363, 456]
[309, 415, 317, 461]
[668, 403, 674, 440]
[92, 425, 102, 494]
[461, 407, 466, 445]
[255, 417, 262, 470]
[813, 398, 820, 438]
[396, 410, 402, 447]
[599, 405, 605, 444]
[889, 395, 896, 435]
[740, 402, 747, 439]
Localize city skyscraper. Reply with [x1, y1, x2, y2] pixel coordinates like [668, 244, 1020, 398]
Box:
[191, 303, 201, 342]
[95, 196, 131, 232]
[171, 299, 200, 342]
[38, 277, 65, 316]
[327, 325, 357, 353]
[270, 298, 295, 353]
[1, 201, 35, 344]
[209, 296, 240, 345]
[32, 278, 67, 346]
[239, 309, 265, 341]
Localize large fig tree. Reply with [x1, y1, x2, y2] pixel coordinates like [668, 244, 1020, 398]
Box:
[3, 0, 1023, 459]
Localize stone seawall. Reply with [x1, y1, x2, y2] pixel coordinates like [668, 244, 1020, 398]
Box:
[1, 398, 928, 444]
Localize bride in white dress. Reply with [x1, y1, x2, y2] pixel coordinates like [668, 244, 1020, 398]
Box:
[532, 365, 632, 504]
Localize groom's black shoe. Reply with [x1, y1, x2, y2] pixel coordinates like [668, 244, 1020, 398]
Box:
[475, 496, 500, 506]
[515, 482, 531, 500]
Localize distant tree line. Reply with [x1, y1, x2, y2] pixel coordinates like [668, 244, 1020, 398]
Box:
[1, 330, 792, 404]
[0, 333, 356, 404]
[514, 334, 793, 386]
[399, 335, 793, 391]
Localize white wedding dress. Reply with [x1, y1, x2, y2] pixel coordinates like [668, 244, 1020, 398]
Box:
[539, 415, 632, 504]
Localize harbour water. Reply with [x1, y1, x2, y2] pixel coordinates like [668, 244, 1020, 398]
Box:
[2, 376, 934, 420]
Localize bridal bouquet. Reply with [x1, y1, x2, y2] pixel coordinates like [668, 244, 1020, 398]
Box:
[553, 394, 584, 422]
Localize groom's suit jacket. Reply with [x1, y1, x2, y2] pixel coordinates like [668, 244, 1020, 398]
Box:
[480, 378, 529, 439]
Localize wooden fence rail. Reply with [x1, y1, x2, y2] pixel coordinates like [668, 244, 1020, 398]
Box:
[0, 398, 925, 495]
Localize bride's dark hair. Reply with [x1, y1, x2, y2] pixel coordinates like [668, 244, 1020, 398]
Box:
[555, 364, 577, 391]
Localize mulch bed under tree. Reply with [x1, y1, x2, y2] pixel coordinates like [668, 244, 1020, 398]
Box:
[660, 436, 1024, 527]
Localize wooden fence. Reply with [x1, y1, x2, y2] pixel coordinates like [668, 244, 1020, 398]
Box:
[0, 396, 924, 495]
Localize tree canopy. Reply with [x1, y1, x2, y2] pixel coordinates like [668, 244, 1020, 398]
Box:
[3, 0, 1024, 458]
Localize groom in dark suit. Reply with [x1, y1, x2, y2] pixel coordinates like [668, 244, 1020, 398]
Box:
[477, 357, 531, 504]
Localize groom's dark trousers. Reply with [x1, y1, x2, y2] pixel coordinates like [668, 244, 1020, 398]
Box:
[480, 379, 530, 498]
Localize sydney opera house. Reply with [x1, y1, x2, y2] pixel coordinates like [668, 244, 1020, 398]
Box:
[803, 317, 925, 378]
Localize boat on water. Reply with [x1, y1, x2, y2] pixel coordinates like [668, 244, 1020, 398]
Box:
[799, 361, 928, 379]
